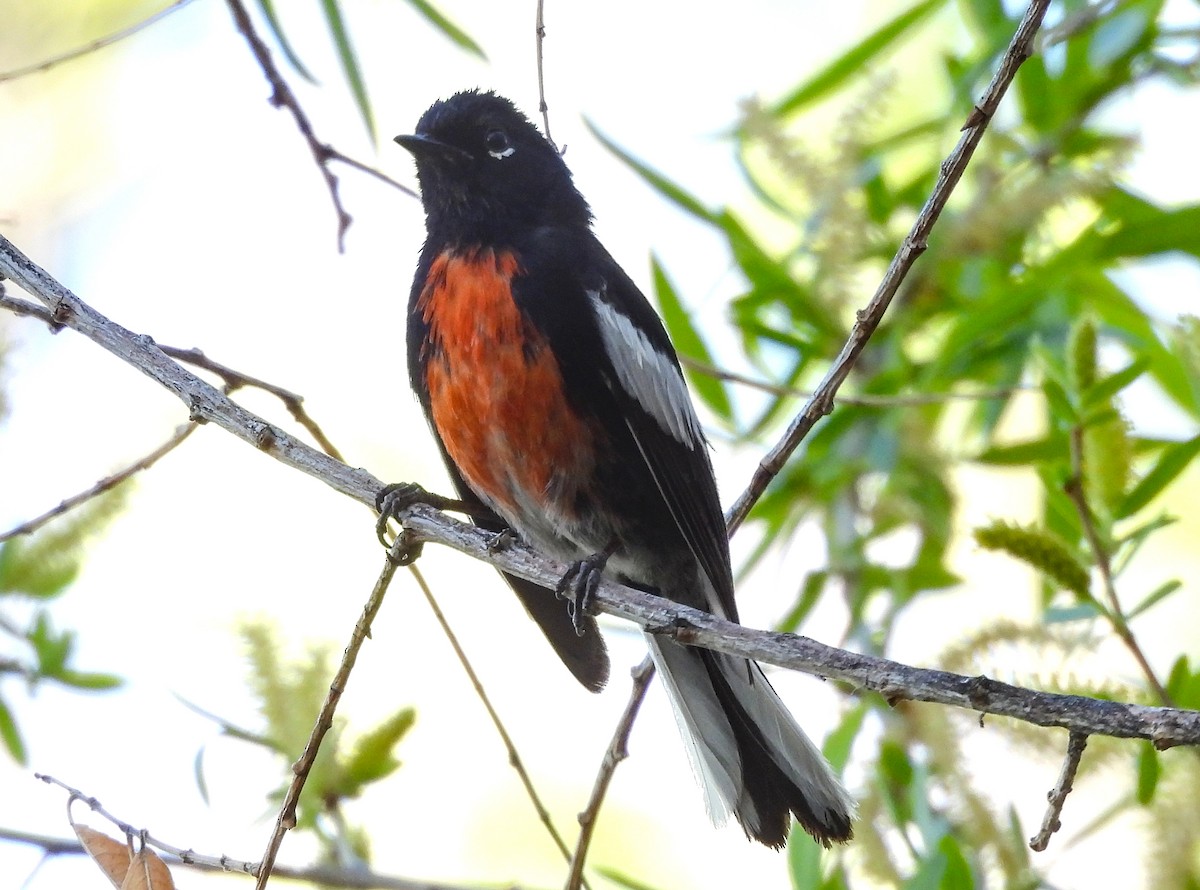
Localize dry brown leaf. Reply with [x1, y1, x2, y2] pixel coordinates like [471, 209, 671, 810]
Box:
[119, 848, 175, 890]
[74, 824, 130, 889]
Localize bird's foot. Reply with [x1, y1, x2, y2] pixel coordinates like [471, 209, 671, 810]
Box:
[557, 542, 618, 636]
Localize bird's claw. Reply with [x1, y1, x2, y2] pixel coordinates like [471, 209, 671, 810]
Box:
[557, 546, 615, 636]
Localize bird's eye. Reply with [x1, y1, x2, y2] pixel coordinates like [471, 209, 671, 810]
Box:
[485, 129, 515, 159]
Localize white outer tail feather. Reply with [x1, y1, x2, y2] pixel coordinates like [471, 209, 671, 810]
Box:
[647, 634, 856, 840]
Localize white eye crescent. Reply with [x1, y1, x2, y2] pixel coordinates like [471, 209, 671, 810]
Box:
[485, 129, 515, 159]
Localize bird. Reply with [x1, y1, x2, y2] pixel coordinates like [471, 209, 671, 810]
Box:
[387, 89, 854, 848]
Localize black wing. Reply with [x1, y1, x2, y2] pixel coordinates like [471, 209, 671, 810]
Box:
[512, 227, 738, 622]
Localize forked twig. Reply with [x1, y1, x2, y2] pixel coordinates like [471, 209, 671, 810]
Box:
[161, 346, 345, 462]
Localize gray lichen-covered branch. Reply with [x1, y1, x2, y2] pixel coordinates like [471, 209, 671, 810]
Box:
[2, 232, 1197, 750]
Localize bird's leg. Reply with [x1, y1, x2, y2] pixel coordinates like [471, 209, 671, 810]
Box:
[557, 540, 619, 635]
[374, 482, 483, 554]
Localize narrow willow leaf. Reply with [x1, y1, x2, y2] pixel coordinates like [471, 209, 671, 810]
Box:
[1127, 580, 1183, 621]
[771, 0, 946, 116]
[254, 0, 316, 81]
[0, 698, 27, 764]
[1117, 433, 1200, 518]
[1135, 743, 1160, 805]
[406, 0, 486, 59]
[975, 434, 1067, 465]
[650, 255, 733, 422]
[1082, 358, 1150, 409]
[319, 0, 375, 142]
[586, 122, 715, 223]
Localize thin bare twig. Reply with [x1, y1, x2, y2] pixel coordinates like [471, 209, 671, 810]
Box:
[322, 146, 418, 198]
[3, 805, 511, 890]
[0, 423, 198, 543]
[0, 290, 60, 325]
[0, 0, 196, 83]
[564, 656, 654, 890]
[255, 538, 407, 889]
[407, 565, 588, 888]
[724, 0, 1053, 535]
[0, 293, 344, 534]
[1029, 731, 1089, 851]
[160, 346, 345, 462]
[534, 0, 554, 148]
[223, 0, 350, 250]
[1066, 426, 1173, 706]
[679, 355, 1030, 408]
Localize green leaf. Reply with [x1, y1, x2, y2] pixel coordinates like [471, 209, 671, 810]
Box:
[55, 669, 123, 690]
[28, 614, 73, 679]
[586, 123, 715, 223]
[406, 0, 486, 59]
[1117, 433, 1200, 518]
[319, 0, 375, 142]
[770, 0, 946, 116]
[1126, 580, 1182, 621]
[1095, 201, 1200, 261]
[1136, 742, 1160, 805]
[777, 571, 829, 633]
[1042, 376, 1077, 425]
[254, 0, 316, 82]
[651, 255, 733, 422]
[1082, 358, 1150, 410]
[338, 707, 416, 797]
[0, 697, 27, 765]
[936, 834, 975, 890]
[975, 434, 1067, 466]
[823, 703, 866, 773]
[788, 822, 822, 888]
[1165, 656, 1190, 701]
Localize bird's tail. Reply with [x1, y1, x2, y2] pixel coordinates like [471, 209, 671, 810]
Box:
[647, 636, 855, 848]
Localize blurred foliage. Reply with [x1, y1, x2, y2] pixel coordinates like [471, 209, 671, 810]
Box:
[195, 621, 417, 870]
[600, 0, 1200, 886]
[0, 485, 128, 764]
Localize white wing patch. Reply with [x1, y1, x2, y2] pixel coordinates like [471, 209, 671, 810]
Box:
[589, 292, 703, 448]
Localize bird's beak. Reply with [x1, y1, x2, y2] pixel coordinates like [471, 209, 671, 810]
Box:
[393, 133, 470, 160]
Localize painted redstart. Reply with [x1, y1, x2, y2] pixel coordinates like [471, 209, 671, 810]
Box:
[386, 90, 854, 848]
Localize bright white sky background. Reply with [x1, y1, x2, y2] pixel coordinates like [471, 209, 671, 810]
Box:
[1, 1, 1199, 889]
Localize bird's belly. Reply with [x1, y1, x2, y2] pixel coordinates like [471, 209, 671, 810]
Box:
[418, 249, 598, 548]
